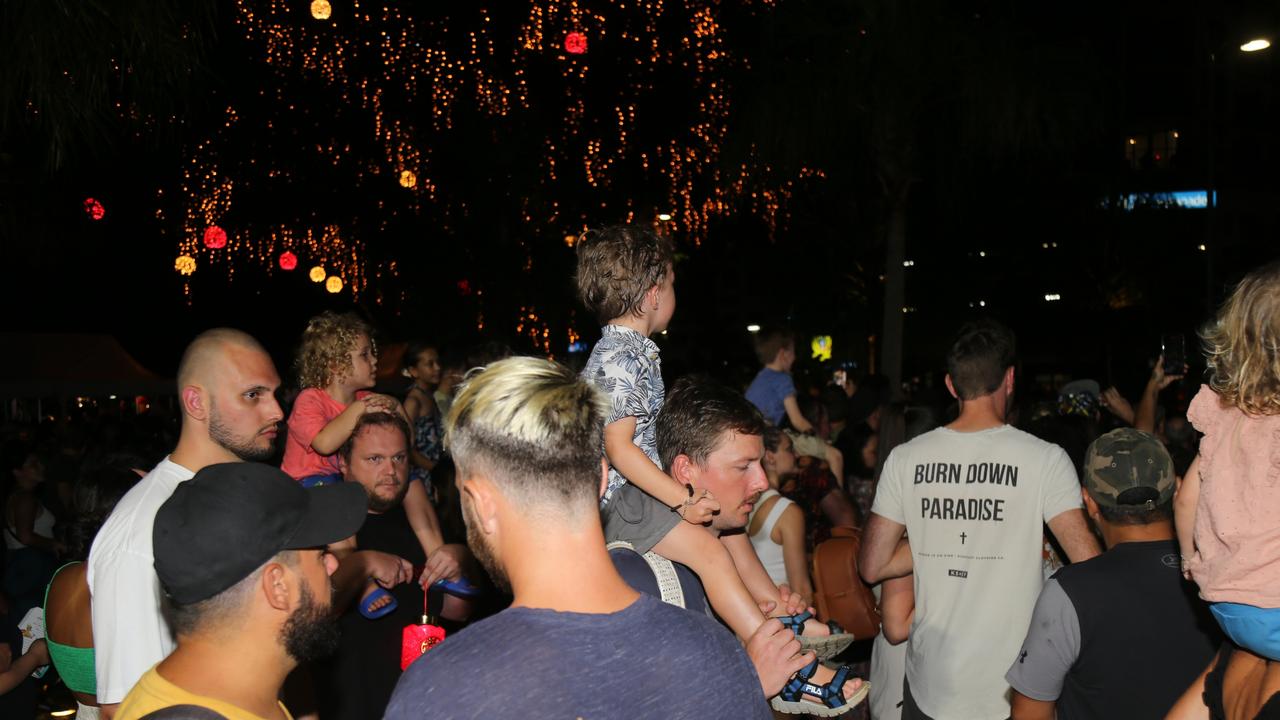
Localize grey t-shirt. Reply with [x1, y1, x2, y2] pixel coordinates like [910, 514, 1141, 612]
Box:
[1004, 578, 1079, 700]
[385, 593, 771, 720]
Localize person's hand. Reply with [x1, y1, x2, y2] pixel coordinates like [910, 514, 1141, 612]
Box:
[366, 552, 414, 588]
[745, 618, 814, 697]
[678, 487, 720, 525]
[1100, 387, 1136, 425]
[419, 544, 468, 587]
[1150, 356, 1186, 392]
[776, 584, 813, 617]
[361, 393, 401, 414]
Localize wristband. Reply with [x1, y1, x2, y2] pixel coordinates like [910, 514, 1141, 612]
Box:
[670, 483, 695, 513]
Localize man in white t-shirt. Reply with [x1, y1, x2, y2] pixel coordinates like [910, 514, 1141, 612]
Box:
[88, 328, 286, 716]
[859, 320, 1100, 720]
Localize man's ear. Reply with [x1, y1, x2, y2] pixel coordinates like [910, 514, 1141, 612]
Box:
[181, 385, 208, 422]
[460, 474, 500, 535]
[943, 374, 959, 400]
[338, 452, 350, 476]
[1004, 366, 1016, 395]
[1081, 488, 1100, 519]
[261, 561, 293, 613]
[670, 454, 698, 487]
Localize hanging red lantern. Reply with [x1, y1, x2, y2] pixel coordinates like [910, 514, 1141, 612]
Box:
[203, 226, 228, 249]
[83, 198, 105, 221]
[564, 32, 588, 55]
[279, 251, 298, 271]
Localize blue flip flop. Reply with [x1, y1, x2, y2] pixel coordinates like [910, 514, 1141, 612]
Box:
[432, 576, 482, 598]
[359, 586, 398, 620]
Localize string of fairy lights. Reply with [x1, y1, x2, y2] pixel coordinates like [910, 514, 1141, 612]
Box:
[158, 0, 812, 351]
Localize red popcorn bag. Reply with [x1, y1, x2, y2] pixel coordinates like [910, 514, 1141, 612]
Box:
[400, 581, 447, 670]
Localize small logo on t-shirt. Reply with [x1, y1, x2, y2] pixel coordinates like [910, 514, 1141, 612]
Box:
[1161, 553, 1180, 569]
[1019, 650, 1028, 664]
[948, 569, 968, 578]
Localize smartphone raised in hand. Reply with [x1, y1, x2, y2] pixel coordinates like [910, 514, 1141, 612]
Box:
[1161, 334, 1186, 376]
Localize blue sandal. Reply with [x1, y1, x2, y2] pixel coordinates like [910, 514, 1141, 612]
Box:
[359, 586, 398, 620]
[770, 657, 868, 716]
[776, 610, 855, 660]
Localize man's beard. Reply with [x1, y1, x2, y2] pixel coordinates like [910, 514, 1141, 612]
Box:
[209, 400, 275, 462]
[366, 478, 410, 513]
[463, 500, 510, 594]
[281, 581, 340, 662]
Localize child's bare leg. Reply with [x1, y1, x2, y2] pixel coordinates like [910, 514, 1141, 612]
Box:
[721, 532, 833, 637]
[654, 522, 766, 641]
[404, 479, 445, 558]
[654, 523, 859, 699]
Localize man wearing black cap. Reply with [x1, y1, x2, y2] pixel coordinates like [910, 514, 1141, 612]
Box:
[1005, 429, 1219, 720]
[112, 463, 373, 720]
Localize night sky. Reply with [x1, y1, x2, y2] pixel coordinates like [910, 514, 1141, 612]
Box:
[2, 0, 1277, 401]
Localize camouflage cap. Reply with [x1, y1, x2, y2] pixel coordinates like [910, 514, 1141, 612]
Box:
[1083, 428, 1175, 508]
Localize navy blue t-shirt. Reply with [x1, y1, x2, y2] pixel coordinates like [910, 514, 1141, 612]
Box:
[385, 592, 771, 720]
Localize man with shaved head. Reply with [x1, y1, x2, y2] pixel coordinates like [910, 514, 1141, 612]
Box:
[88, 328, 287, 716]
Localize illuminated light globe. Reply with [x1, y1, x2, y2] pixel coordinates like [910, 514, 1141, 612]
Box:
[310, 0, 332, 21]
[810, 335, 833, 361]
[325, 276, 344, 294]
[399, 169, 417, 188]
[309, 266, 326, 282]
[83, 197, 105, 221]
[203, 225, 228, 249]
[174, 255, 197, 276]
[279, 251, 298, 271]
[564, 31, 588, 55]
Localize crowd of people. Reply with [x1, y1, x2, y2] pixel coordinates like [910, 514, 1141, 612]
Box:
[0, 224, 1278, 720]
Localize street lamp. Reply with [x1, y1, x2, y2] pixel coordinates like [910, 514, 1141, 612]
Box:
[1240, 38, 1271, 52]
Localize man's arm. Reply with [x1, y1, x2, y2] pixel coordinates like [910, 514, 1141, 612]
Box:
[1011, 692, 1056, 720]
[1005, 579, 1079, 719]
[858, 514, 910, 583]
[879, 574, 914, 645]
[1046, 509, 1101, 563]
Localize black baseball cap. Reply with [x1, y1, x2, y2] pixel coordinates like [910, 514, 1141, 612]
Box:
[154, 462, 367, 605]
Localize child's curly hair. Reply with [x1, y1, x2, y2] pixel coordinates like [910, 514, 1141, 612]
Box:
[574, 225, 674, 324]
[294, 311, 376, 389]
[1202, 261, 1280, 416]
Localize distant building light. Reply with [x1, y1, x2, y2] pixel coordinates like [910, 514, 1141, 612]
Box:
[747, 324, 761, 333]
[657, 213, 673, 222]
[1128, 138, 1136, 145]
[109, 395, 117, 400]
[902, 306, 918, 313]
[1045, 293, 1062, 302]
[903, 260, 915, 267]
[1102, 190, 1216, 211]
[979, 300, 986, 307]
[1198, 244, 1207, 251]
[1241, 39, 1271, 53]
[978, 251, 986, 257]
[568, 341, 589, 353]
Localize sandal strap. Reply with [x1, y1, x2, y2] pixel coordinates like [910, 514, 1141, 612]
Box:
[776, 610, 814, 635]
[781, 662, 855, 710]
[779, 656, 820, 701]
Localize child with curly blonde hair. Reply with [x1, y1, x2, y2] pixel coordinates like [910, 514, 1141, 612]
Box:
[283, 312, 466, 618]
[1175, 261, 1280, 660]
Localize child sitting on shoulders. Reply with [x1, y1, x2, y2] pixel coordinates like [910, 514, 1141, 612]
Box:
[1176, 260, 1280, 661]
[576, 225, 865, 716]
[282, 313, 463, 617]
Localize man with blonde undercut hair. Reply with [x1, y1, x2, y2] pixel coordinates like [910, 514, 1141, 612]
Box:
[384, 357, 772, 720]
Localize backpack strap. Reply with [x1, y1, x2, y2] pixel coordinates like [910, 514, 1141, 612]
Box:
[607, 541, 687, 609]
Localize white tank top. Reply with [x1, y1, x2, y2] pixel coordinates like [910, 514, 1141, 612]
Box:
[748, 489, 794, 587]
[5, 500, 55, 550]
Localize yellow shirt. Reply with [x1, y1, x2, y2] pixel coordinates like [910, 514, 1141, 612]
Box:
[115, 666, 294, 720]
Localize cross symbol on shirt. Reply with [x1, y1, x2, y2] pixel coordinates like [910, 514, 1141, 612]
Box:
[960, 531, 968, 544]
